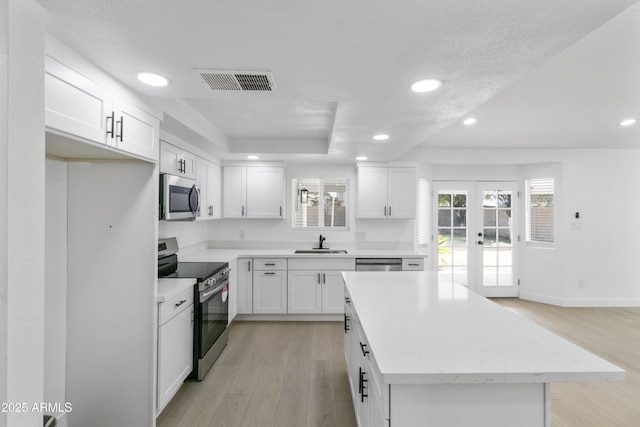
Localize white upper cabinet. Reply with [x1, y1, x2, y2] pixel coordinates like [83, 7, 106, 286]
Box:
[195, 156, 221, 220]
[44, 55, 159, 162]
[160, 141, 196, 179]
[223, 166, 284, 219]
[357, 166, 416, 219]
[111, 97, 159, 161]
[45, 56, 113, 145]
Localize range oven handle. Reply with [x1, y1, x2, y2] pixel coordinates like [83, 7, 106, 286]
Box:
[200, 281, 227, 302]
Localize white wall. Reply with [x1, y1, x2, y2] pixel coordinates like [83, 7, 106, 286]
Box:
[0, 1, 8, 424]
[406, 148, 640, 306]
[44, 158, 68, 410]
[4, 2, 45, 427]
[206, 163, 416, 250]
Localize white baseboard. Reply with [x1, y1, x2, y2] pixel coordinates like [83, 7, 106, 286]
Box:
[519, 291, 640, 307]
[519, 291, 565, 306]
[234, 313, 342, 322]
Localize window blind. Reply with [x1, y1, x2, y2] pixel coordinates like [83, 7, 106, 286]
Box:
[526, 178, 554, 244]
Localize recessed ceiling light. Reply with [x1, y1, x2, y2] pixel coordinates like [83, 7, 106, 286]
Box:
[620, 118, 637, 127]
[137, 72, 170, 87]
[247, 155, 259, 160]
[410, 79, 443, 93]
[356, 156, 368, 161]
[373, 134, 389, 141]
[463, 118, 477, 125]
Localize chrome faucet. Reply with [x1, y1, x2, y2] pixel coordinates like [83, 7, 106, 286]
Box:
[318, 234, 326, 249]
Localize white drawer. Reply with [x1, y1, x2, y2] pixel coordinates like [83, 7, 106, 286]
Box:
[288, 257, 355, 271]
[402, 258, 424, 271]
[159, 288, 194, 326]
[253, 258, 287, 270]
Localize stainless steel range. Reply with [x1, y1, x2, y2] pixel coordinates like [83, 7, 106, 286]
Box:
[158, 238, 230, 381]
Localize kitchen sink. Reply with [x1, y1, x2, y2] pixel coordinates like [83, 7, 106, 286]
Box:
[294, 249, 348, 254]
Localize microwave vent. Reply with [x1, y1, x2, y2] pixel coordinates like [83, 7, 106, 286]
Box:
[193, 69, 276, 92]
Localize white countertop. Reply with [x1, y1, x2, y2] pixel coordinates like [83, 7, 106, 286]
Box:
[342, 271, 626, 385]
[180, 248, 428, 263]
[156, 278, 196, 303]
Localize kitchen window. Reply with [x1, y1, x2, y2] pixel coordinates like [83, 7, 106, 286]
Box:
[526, 178, 554, 247]
[292, 179, 348, 229]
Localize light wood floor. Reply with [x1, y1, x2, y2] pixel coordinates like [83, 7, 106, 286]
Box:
[158, 300, 640, 427]
[492, 298, 640, 427]
[157, 321, 356, 427]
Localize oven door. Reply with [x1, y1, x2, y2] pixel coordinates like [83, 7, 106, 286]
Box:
[161, 174, 200, 221]
[197, 279, 229, 359]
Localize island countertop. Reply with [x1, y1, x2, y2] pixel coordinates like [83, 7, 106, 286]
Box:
[342, 271, 626, 385]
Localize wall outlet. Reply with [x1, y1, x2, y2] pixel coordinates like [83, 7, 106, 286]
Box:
[578, 280, 585, 289]
[239, 230, 245, 239]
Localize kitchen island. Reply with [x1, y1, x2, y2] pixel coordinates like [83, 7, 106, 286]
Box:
[342, 271, 625, 427]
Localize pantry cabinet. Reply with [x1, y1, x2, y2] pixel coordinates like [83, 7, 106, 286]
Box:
[223, 166, 285, 218]
[357, 166, 416, 219]
[196, 157, 221, 220]
[44, 55, 159, 162]
[160, 141, 196, 179]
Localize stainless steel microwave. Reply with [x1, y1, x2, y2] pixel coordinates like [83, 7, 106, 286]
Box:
[159, 174, 200, 221]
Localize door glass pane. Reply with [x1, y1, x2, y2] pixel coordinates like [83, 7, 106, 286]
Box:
[498, 267, 513, 286]
[498, 231, 512, 246]
[438, 228, 452, 245]
[438, 194, 451, 207]
[484, 210, 497, 227]
[483, 228, 497, 246]
[498, 193, 512, 208]
[452, 210, 467, 226]
[483, 191, 497, 208]
[483, 267, 498, 286]
[451, 229, 467, 246]
[438, 210, 451, 227]
[453, 194, 467, 207]
[498, 209, 511, 226]
[437, 190, 469, 287]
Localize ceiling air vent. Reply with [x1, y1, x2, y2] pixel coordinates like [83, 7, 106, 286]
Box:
[193, 69, 276, 92]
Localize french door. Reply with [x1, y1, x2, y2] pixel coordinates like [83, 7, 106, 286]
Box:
[433, 181, 518, 297]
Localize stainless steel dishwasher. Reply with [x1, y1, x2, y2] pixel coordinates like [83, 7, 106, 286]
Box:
[355, 258, 402, 271]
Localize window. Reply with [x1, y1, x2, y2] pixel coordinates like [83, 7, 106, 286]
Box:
[292, 179, 348, 229]
[526, 178, 554, 246]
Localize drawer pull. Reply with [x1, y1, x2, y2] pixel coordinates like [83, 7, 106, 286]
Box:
[264, 272, 276, 275]
[344, 315, 350, 333]
[265, 263, 276, 266]
[360, 342, 370, 357]
[175, 299, 187, 308]
[408, 263, 419, 266]
[345, 297, 351, 304]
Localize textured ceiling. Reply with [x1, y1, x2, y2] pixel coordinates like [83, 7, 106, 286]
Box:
[37, 0, 640, 161]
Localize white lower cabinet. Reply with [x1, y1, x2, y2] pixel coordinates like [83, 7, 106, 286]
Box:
[253, 259, 287, 313]
[157, 288, 194, 413]
[237, 258, 253, 314]
[288, 258, 355, 314]
[345, 288, 389, 427]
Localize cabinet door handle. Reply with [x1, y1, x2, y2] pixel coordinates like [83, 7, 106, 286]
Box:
[388, 206, 391, 217]
[317, 273, 321, 284]
[322, 273, 326, 284]
[344, 314, 350, 333]
[345, 296, 351, 304]
[360, 342, 370, 357]
[242, 206, 245, 216]
[175, 299, 187, 307]
[116, 116, 124, 141]
[384, 206, 387, 217]
[248, 261, 251, 272]
[279, 206, 282, 217]
[359, 367, 368, 401]
[106, 112, 115, 138]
